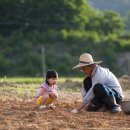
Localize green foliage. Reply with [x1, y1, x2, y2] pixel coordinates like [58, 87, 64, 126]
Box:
[0, 0, 94, 35]
[0, 54, 11, 75]
[0, 0, 130, 76]
[124, 11, 130, 31]
[88, 0, 130, 16]
[86, 11, 124, 35]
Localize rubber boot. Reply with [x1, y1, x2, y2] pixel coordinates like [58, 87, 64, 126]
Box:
[87, 98, 103, 112]
[102, 94, 121, 113]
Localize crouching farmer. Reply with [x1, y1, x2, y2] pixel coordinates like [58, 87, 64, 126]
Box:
[71, 53, 124, 114]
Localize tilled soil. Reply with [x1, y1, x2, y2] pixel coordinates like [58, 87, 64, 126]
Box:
[0, 92, 130, 130]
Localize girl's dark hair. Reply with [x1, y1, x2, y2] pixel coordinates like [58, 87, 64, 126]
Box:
[46, 70, 58, 85]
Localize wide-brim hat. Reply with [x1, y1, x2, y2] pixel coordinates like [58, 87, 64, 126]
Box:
[72, 53, 103, 69]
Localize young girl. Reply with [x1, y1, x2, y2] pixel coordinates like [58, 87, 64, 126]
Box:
[35, 70, 58, 110]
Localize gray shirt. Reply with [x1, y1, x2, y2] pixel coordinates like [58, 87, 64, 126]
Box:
[81, 65, 124, 105]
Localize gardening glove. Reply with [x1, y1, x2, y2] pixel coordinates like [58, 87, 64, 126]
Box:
[71, 108, 79, 114]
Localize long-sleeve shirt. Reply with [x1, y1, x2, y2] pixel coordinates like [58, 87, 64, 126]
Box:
[81, 65, 124, 105]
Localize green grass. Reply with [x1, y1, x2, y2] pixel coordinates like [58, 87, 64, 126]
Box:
[0, 83, 80, 99]
[0, 84, 37, 99]
[0, 77, 43, 84]
[0, 77, 83, 99]
[0, 77, 83, 84]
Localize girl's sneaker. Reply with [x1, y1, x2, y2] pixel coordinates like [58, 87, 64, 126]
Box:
[39, 105, 47, 110]
[48, 104, 56, 110]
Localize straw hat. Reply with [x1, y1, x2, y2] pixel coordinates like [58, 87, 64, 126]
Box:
[72, 53, 102, 69]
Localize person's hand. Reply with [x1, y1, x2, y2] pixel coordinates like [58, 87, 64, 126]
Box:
[49, 92, 57, 98]
[71, 108, 79, 114]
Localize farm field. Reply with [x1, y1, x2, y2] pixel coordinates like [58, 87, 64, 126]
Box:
[0, 77, 130, 130]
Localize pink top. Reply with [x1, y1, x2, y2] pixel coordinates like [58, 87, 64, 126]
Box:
[35, 82, 58, 98]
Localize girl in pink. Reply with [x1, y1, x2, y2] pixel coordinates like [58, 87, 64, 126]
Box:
[35, 70, 58, 110]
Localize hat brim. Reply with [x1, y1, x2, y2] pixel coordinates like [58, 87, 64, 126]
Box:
[72, 61, 103, 69]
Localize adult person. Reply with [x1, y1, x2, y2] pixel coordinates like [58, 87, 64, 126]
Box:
[71, 53, 124, 114]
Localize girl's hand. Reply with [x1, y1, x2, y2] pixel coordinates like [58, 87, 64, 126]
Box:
[49, 92, 57, 98]
[71, 108, 79, 114]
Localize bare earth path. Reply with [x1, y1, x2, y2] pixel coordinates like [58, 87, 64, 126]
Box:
[0, 91, 130, 130]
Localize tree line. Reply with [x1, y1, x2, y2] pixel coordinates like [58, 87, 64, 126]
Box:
[0, 0, 130, 77]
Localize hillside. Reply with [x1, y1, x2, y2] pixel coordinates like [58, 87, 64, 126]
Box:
[88, 0, 130, 16]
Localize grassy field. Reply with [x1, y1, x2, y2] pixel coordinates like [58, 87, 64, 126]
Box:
[0, 76, 83, 84]
[0, 76, 129, 100]
[0, 77, 83, 100]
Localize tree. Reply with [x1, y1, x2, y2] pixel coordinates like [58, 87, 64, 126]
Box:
[124, 10, 130, 31]
[0, 0, 94, 36]
[86, 11, 124, 35]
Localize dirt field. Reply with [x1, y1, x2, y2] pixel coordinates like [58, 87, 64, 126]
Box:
[0, 91, 130, 130]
